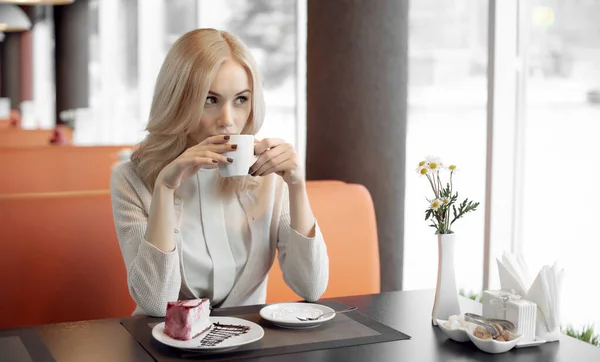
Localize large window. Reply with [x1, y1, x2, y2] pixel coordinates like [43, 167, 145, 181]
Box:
[518, 0, 600, 332]
[403, 0, 489, 295]
[404, 0, 600, 333]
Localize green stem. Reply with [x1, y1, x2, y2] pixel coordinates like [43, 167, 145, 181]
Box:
[426, 174, 438, 199]
[451, 208, 463, 225]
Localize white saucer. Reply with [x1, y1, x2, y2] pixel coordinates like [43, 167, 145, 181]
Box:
[515, 337, 546, 348]
[259, 302, 336, 329]
[151, 316, 264, 353]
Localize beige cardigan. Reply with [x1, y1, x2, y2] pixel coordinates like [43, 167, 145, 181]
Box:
[110, 161, 329, 317]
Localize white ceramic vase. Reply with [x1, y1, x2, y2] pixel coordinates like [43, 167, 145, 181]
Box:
[431, 233, 461, 325]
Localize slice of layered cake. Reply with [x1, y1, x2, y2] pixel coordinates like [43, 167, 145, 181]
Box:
[164, 298, 212, 340]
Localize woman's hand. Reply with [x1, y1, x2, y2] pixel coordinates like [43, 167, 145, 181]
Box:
[250, 138, 304, 185]
[156, 135, 237, 190]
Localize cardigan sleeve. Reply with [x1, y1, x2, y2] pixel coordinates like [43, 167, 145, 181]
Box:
[110, 164, 181, 317]
[276, 182, 329, 302]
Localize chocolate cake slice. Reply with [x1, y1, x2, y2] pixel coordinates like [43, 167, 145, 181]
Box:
[164, 298, 211, 341]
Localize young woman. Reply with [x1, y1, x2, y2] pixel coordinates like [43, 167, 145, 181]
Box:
[110, 29, 329, 316]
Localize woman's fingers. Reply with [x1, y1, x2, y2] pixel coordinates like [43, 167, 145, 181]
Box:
[254, 138, 285, 155]
[192, 150, 232, 164]
[260, 158, 297, 177]
[252, 148, 293, 176]
[179, 156, 218, 169]
[250, 143, 291, 175]
[201, 134, 233, 145]
[188, 142, 238, 154]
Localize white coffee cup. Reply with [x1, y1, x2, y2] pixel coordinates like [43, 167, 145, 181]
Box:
[218, 134, 255, 177]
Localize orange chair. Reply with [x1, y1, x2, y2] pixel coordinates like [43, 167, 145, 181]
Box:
[0, 128, 73, 147]
[0, 119, 12, 129]
[0, 191, 135, 329]
[0, 145, 131, 194]
[266, 180, 380, 302]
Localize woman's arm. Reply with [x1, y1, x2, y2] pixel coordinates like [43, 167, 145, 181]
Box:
[251, 138, 329, 301]
[276, 181, 329, 302]
[145, 183, 177, 252]
[288, 181, 316, 238]
[110, 165, 181, 316]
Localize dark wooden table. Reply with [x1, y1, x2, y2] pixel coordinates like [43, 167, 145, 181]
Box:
[27, 290, 600, 361]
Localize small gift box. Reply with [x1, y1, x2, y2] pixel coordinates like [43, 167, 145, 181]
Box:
[482, 290, 522, 320]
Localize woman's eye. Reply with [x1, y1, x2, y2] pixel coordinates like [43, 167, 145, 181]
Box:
[235, 96, 248, 105]
[205, 96, 217, 105]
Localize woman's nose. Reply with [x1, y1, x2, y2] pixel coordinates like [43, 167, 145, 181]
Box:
[218, 104, 234, 127]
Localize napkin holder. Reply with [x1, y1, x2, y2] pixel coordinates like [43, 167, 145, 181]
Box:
[497, 256, 564, 343]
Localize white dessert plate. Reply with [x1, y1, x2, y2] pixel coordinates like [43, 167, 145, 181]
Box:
[259, 302, 337, 329]
[436, 319, 470, 342]
[152, 316, 264, 352]
[515, 337, 546, 348]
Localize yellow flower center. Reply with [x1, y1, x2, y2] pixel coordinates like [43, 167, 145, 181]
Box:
[449, 165, 456, 170]
[432, 200, 440, 208]
[418, 160, 426, 167]
[429, 162, 438, 169]
[443, 199, 449, 205]
[419, 168, 428, 175]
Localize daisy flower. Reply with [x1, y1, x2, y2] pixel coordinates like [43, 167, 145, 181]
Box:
[416, 166, 429, 176]
[431, 199, 442, 211]
[425, 155, 443, 171]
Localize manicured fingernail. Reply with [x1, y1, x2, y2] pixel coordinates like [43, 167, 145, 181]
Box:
[227, 157, 234, 163]
[212, 159, 218, 163]
[231, 144, 238, 150]
[224, 135, 230, 140]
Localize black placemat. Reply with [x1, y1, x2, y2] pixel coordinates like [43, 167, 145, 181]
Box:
[121, 300, 410, 361]
[0, 328, 55, 362]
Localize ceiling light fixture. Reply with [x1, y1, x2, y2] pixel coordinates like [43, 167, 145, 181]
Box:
[0, 3, 31, 32]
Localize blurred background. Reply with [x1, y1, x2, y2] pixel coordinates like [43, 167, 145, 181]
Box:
[1, 0, 599, 338]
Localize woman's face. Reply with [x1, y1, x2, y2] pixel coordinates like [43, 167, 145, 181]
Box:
[191, 59, 253, 144]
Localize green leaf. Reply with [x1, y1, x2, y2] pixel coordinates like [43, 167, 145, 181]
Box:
[562, 324, 600, 346]
[425, 209, 432, 221]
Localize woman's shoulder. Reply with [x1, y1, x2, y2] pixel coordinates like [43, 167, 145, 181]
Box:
[110, 161, 149, 195]
[111, 161, 139, 184]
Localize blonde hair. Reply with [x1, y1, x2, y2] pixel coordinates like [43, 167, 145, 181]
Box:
[131, 29, 265, 192]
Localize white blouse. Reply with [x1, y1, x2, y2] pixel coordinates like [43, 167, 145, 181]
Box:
[179, 168, 251, 305]
[110, 161, 329, 317]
